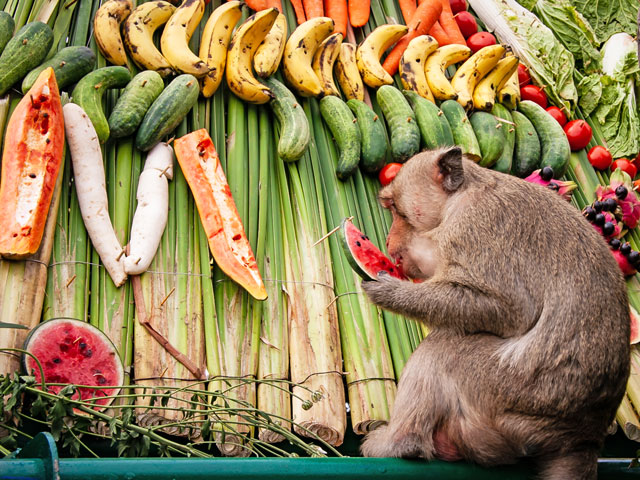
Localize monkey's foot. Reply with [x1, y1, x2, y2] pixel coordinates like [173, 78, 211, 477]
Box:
[433, 429, 463, 462]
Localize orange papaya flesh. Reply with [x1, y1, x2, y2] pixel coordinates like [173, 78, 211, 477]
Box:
[174, 128, 267, 300]
[0, 67, 64, 259]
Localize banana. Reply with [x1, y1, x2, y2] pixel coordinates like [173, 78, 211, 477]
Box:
[450, 44, 505, 110]
[472, 55, 519, 111]
[123, 1, 176, 77]
[198, 1, 243, 97]
[399, 34, 439, 103]
[356, 24, 408, 88]
[93, 0, 132, 66]
[226, 8, 279, 104]
[498, 68, 521, 110]
[424, 44, 471, 101]
[160, 0, 208, 77]
[282, 17, 335, 97]
[312, 32, 343, 97]
[254, 13, 287, 78]
[334, 42, 364, 101]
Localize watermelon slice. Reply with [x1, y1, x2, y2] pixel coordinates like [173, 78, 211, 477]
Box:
[339, 217, 406, 281]
[631, 305, 640, 345]
[23, 319, 124, 409]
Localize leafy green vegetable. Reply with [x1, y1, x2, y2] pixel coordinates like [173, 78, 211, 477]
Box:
[570, 0, 638, 41]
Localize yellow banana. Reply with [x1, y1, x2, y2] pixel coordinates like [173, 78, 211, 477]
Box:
[93, 0, 132, 66]
[399, 34, 439, 103]
[451, 44, 505, 110]
[160, 0, 208, 77]
[498, 68, 521, 110]
[356, 24, 408, 88]
[198, 1, 243, 98]
[226, 8, 279, 104]
[312, 32, 343, 97]
[283, 17, 335, 97]
[424, 44, 471, 101]
[472, 55, 519, 111]
[254, 13, 287, 78]
[123, 1, 176, 77]
[334, 42, 364, 101]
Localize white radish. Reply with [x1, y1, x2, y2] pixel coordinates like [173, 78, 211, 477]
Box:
[124, 142, 173, 275]
[62, 103, 127, 287]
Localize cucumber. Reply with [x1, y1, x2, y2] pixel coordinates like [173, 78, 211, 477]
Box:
[470, 111, 505, 168]
[0, 22, 53, 96]
[376, 85, 420, 162]
[108, 70, 164, 139]
[403, 90, 454, 150]
[440, 99, 481, 161]
[22, 46, 96, 94]
[263, 76, 310, 162]
[319, 95, 362, 180]
[136, 74, 200, 152]
[518, 100, 571, 177]
[0, 12, 15, 56]
[511, 110, 541, 178]
[347, 99, 388, 173]
[72, 66, 132, 144]
[490, 103, 515, 174]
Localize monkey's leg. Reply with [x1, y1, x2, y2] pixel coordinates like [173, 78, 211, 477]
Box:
[535, 449, 598, 480]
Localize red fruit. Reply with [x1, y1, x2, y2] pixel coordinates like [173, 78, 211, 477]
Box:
[379, 162, 402, 186]
[520, 85, 547, 108]
[631, 152, 640, 171]
[611, 158, 637, 179]
[611, 248, 637, 277]
[587, 145, 613, 170]
[466, 32, 496, 54]
[454, 11, 477, 38]
[449, 0, 467, 14]
[630, 305, 640, 344]
[563, 119, 592, 151]
[517, 64, 531, 87]
[545, 106, 567, 126]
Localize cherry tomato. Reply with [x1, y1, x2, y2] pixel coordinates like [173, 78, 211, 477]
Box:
[520, 84, 547, 108]
[587, 146, 613, 170]
[612, 158, 637, 179]
[563, 119, 592, 151]
[631, 152, 640, 171]
[449, 0, 467, 14]
[517, 64, 531, 87]
[545, 106, 567, 127]
[454, 11, 477, 38]
[379, 163, 402, 186]
[466, 32, 496, 54]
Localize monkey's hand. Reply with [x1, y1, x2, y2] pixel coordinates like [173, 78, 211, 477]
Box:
[361, 271, 407, 310]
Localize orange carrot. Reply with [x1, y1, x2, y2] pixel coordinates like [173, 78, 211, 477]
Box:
[290, 0, 307, 23]
[265, 0, 283, 12]
[303, 0, 324, 18]
[398, 0, 417, 24]
[325, 0, 348, 37]
[428, 20, 451, 45]
[438, 0, 466, 45]
[347, 0, 369, 28]
[245, 0, 267, 11]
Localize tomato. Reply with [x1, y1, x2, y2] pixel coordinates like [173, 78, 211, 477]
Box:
[517, 64, 531, 87]
[611, 158, 637, 179]
[631, 152, 640, 171]
[454, 11, 477, 38]
[449, 0, 467, 14]
[520, 85, 547, 108]
[379, 163, 402, 186]
[563, 119, 592, 151]
[466, 32, 496, 54]
[545, 106, 567, 126]
[587, 146, 613, 170]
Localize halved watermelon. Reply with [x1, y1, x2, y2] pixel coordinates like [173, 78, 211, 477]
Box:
[23, 319, 124, 409]
[339, 217, 406, 281]
[631, 305, 640, 345]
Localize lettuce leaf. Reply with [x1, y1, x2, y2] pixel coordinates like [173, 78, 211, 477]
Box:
[570, 0, 638, 41]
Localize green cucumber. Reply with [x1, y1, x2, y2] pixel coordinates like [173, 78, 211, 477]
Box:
[470, 111, 505, 168]
[319, 95, 362, 180]
[136, 74, 200, 152]
[72, 66, 132, 144]
[108, 70, 164, 139]
[263, 76, 310, 162]
[518, 100, 571, 177]
[0, 12, 15, 56]
[0, 22, 53, 96]
[22, 46, 96, 94]
[511, 110, 541, 178]
[347, 98, 388, 173]
[490, 103, 515, 174]
[440, 99, 481, 161]
[403, 90, 454, 150]
[376, 85, 420, 162]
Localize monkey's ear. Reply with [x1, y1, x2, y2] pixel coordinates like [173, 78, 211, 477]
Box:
[436, 147, 464, 192]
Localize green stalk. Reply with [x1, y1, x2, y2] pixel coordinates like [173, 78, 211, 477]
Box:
[12, 0, 33, 29]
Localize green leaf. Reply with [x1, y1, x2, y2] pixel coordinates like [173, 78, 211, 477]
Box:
[571, 0, 638, 40]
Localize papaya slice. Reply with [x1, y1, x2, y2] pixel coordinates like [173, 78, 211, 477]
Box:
[0, 67, 64, 259]
[173, 128, 267, 300]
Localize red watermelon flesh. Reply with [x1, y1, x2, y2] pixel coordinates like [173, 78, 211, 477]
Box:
[23, 319, 124, 408]
[631, 305, 640, 345]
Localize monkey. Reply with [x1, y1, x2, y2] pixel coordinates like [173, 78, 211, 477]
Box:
[360, 147, 630, 480]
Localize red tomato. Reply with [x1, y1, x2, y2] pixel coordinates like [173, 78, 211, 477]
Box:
[517, 64, 531, 87]
[449, 0, 467, 14]
[612, 158, 638, 179]
[587, 146, 613, 170]
[563, 119, 592, 151]
[545, 106, 567, 126]
[520, 84, 547, 108]
[454, 11, 477, 38]
[631, 152, 640, 171]
[466, 32, 496, 54]
[379, 163, 402, 186]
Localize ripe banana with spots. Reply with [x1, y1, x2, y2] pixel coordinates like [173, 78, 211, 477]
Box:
[123, 1, 176, 77]
[282, 17, 335, 97]
[312, 32, 343, 97]
[226, 8, 279, 104]
[198, 1, 243, 97]
[254, 13, 287, 78]
[93, 0, 132, 66]
[399, 34, 439, 103]
[498, 68, 521, 110]
[472, 55, 519, 111]
[424, 44, 471, 101]
[334, 42, 364, 101]
[356, 24, 407, 88]
[160, 0, 208, 77]
[451, 44, 505, 110]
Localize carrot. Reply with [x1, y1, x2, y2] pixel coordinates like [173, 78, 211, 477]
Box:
[382, 0, 442, 76]
[398, 0, 417, 24]
[325, 0, 348, 37]
[347, 0, 369, 27]
[428, 20, 451, 45]
[437, 0, 466, 45]
[303, 0, 323, 18]
[265, 0, 283, 11]
[290, 0, 307, 23]
[245, 0, 267, 11]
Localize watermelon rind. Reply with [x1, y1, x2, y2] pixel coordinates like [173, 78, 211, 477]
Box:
[339, 217, 374, 280]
